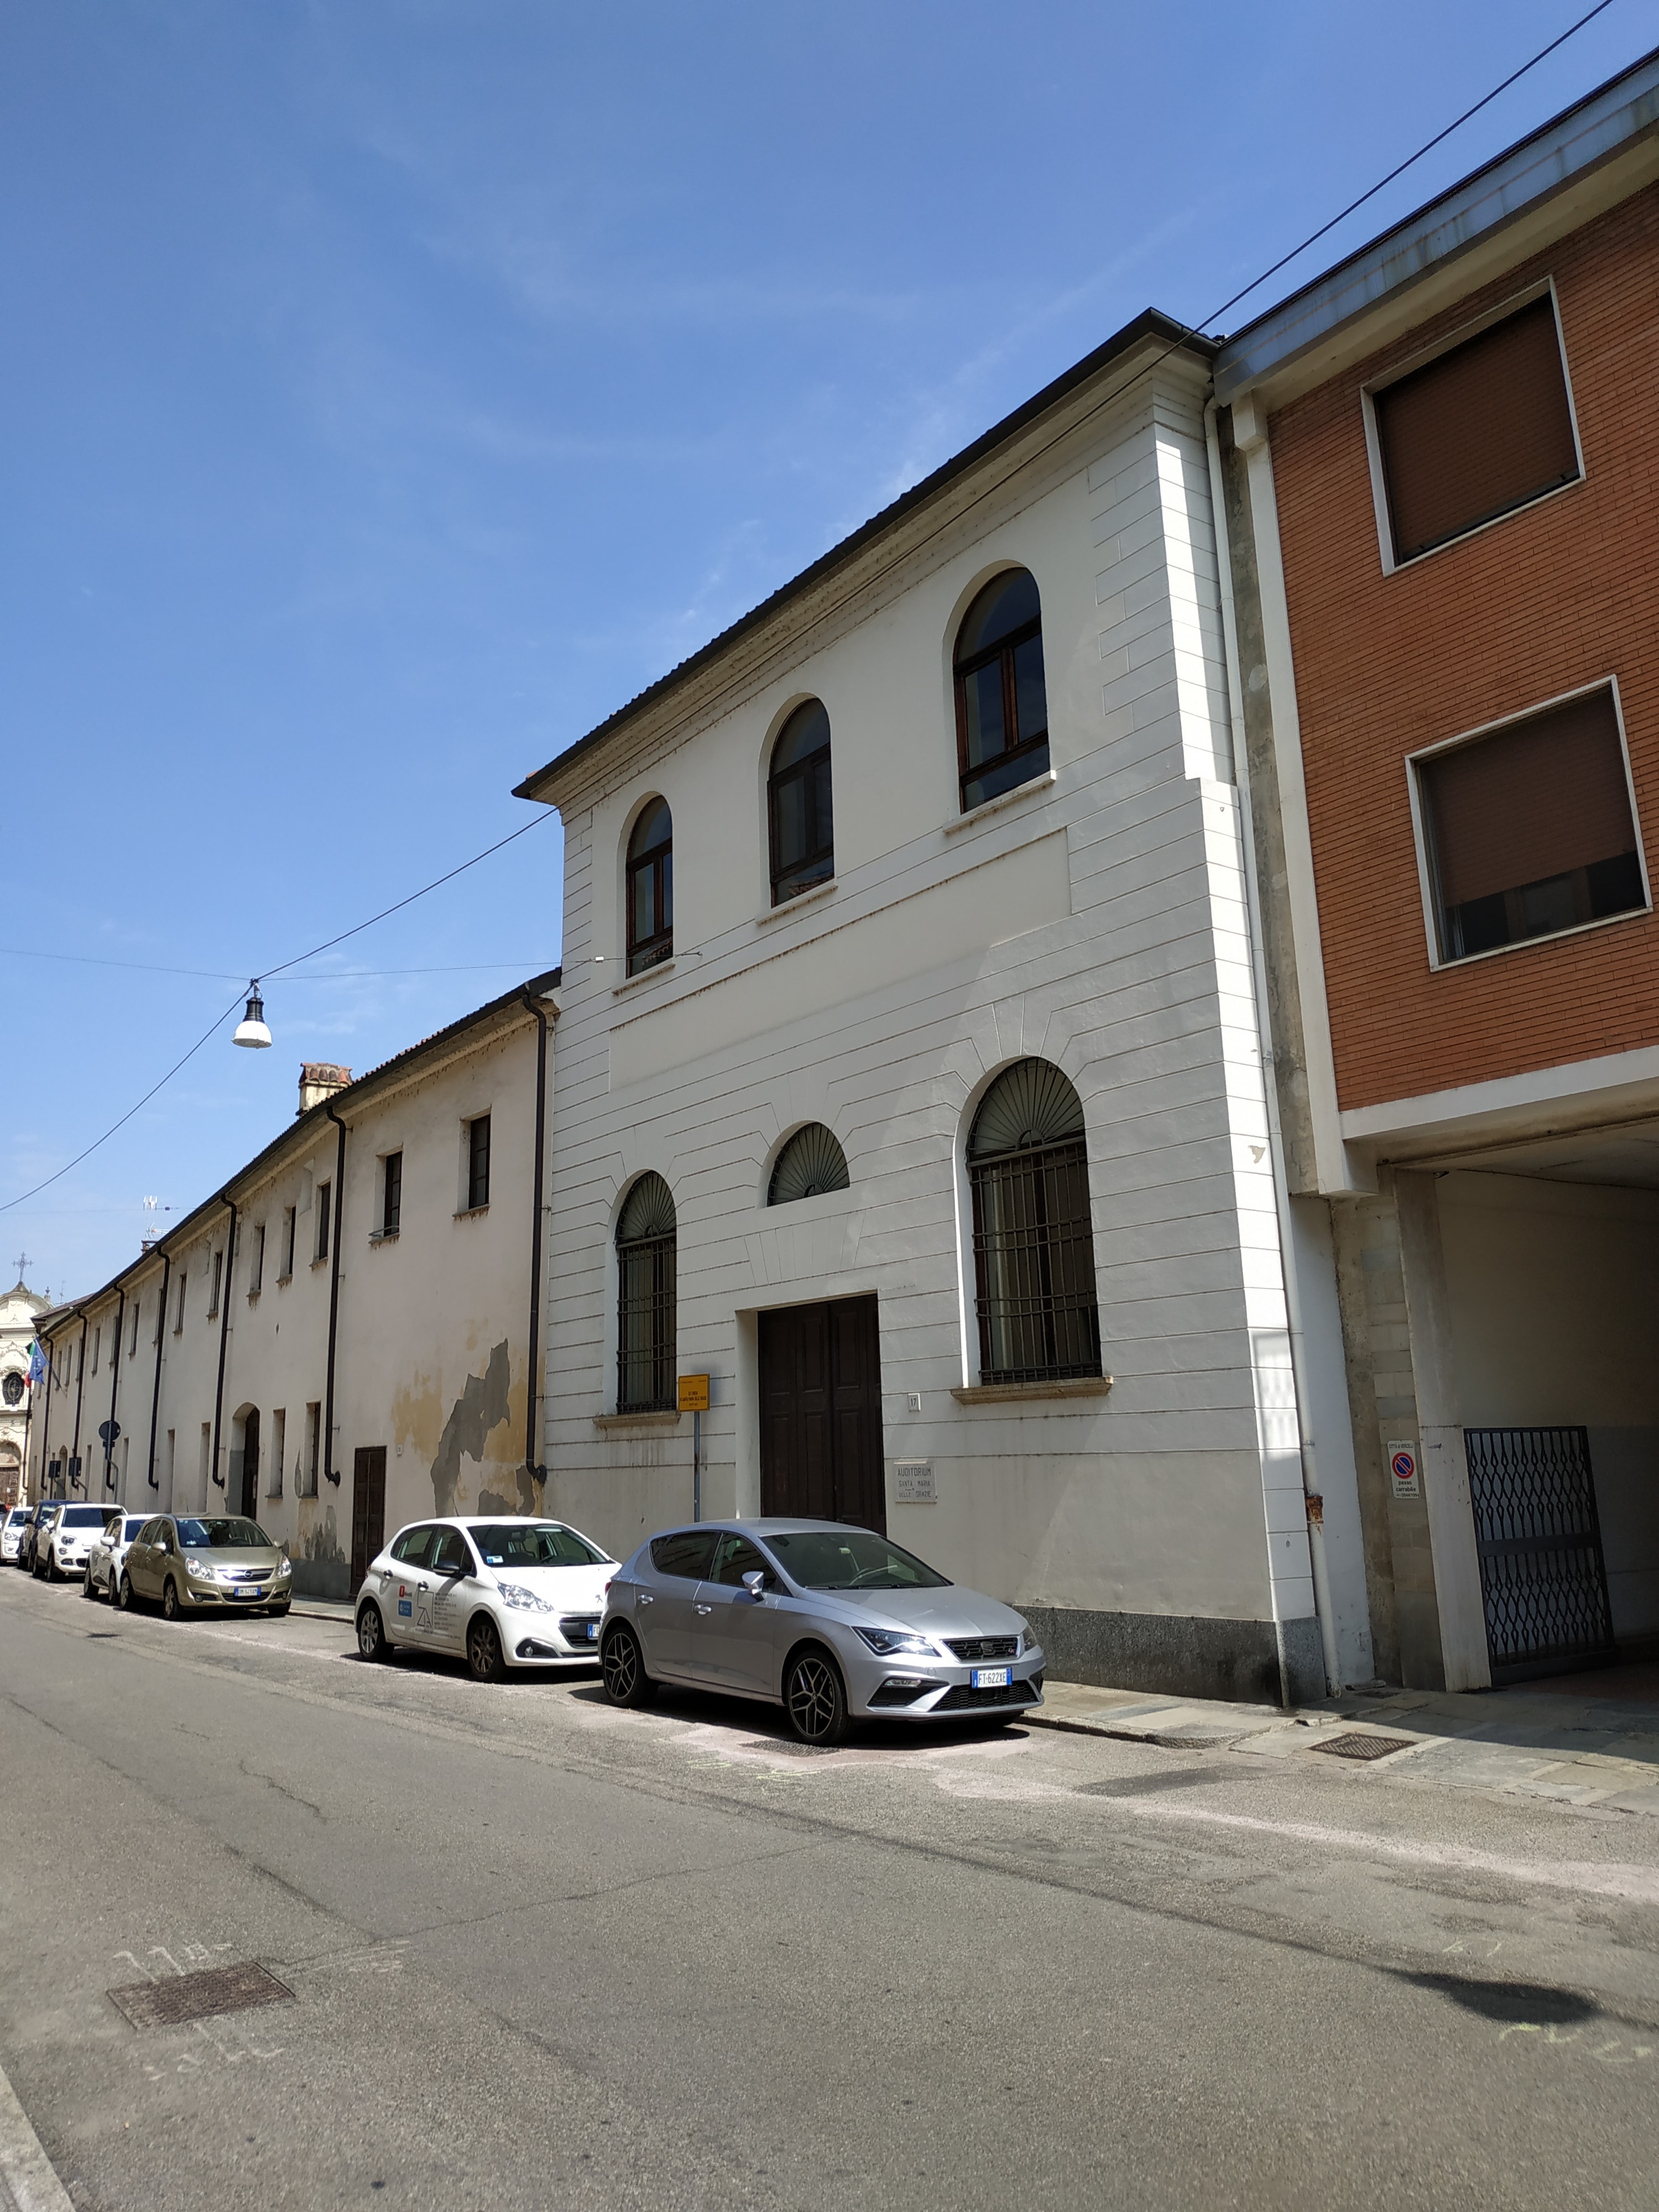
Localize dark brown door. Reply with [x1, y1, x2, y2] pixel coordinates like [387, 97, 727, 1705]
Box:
[241, 1410, 260, 1520]
[759, 1295, 885, 1531]
[350, 1446, 387, 1589]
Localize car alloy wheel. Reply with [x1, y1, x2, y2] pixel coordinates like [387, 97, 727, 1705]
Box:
[601, 1623, 658, 1708]
[467, 1614, 507, 1684]
[161, 1578, 182, 1622]
[785, 1648, 851, 1746]
[357, 1603, 389, 1661]
[108, 1572, 120, 1604]
[118, 1572, 135, 1611]
[82, 1566, 97, 1600]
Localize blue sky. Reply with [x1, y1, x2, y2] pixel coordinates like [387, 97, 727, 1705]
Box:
[1, 0, 1644, 1299]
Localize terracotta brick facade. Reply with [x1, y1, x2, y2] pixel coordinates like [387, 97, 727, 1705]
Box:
[1268, 182, 1659, 1112]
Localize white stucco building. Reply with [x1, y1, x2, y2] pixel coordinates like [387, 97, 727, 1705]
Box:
[31, 973, 558, 1597]
[517, 310, 1370, 1703]
[0, 1276, 48, 1506]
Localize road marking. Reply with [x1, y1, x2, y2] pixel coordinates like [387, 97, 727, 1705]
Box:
[0, 2050, 74, 2212]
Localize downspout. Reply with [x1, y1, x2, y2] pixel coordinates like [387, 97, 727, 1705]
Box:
[210, 1196, 237, 1490]
[146, 1251, 171, 1490]
[1205, 395, 1342, 1702]
[520, 989, 551, 1497]
[105, 1285, 126, 1494]
[323, 1104, 347, 1486]
[69, 1312, 87, 1494]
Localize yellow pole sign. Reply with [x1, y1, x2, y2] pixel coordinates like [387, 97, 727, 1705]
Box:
[677, 1373, 710, 1413]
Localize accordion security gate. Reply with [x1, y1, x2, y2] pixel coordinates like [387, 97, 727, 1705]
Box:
[1463, 1426, 1616, 1684]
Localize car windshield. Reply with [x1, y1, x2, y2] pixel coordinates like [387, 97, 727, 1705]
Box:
[470, 1522, 607, 1569]
[6, 1509, 29, 1527]
[764, 1530, 951, 1590]
[176, 1517, 270, 1550]
[61, 1506, 111, 1528]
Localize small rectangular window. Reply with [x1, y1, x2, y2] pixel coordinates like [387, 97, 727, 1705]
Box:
[208, 1249, 223, 1318]
[281, 1207, 296, 1279]
[175, 1272, 187, 1334]
[1417, 686, 1646, 962]
[91, 1327, 101, 1375]
[129, 1300, 140, 1358]
[382, 1151, 402, 1237]
[249, 1224, 265, 1296]
[1374, 293, 1579, 565]
[269, 1408, 285, 1499]
[467, 1116, 491, 1211]
[199, 1421, 211, 1489]
[315, 1182, 332, 1263]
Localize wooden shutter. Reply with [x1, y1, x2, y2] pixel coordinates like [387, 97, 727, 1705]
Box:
[1376, 296, 1579, 562]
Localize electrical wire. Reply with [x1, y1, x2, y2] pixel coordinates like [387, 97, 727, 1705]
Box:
[1, 948, 555, 983]
[0, 2, 1622, 1220]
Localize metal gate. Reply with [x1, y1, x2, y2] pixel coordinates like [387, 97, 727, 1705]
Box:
[1464, 1426, 1616, 1684]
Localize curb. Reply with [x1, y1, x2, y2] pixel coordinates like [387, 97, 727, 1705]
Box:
[0, 2052, 73, 2212]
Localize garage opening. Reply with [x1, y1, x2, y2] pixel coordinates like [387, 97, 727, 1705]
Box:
[759, 1295, 886, 1531]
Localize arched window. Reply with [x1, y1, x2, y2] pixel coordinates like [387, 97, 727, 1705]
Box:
[953, 568, 1048, 812]
[967, 1059, 1099, 1385]
[616, 1172, 676, 1411]
[625, 799, 674, 975]
[768, 700, 834, 904]
[768, 1124, 849, 1206]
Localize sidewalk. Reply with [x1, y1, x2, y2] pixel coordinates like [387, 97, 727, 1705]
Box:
[290, 1596, 356, 1626]
[1029, 1670, 1659, 1817]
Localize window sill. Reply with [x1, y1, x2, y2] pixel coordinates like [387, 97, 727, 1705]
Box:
[246, 1290, 261, 1305]
[757, 877, 837, 925]
[453, 1204, 489, 1221]
[945, 767, 1058, 837]
[309, 1256, 329, 1271]
[593, 1410, 682, 1432]
[369, 1229, 400, 1245]
[1425, 899, 1650, 973]
[275, 1274, 291, 1288]
[951, 1375, 1113, 1404]
[612, 957, 676, 998]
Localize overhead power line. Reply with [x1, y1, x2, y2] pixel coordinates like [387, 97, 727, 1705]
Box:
[2, 948, 556, 983]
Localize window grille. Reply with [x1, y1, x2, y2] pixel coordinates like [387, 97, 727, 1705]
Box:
[968, 1060, 1100, 1385]
[616, 1171, 676, 1411]
[768, 1123, 849, 1205]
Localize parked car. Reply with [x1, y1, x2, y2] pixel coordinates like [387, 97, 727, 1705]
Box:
[24, 1503, 64, 1578]
[119, 1515, 293, 1619]
[40, 1503, 119, 1583]
[354, 1515, 617, 1681]
[599, 1519, 1045, 1745]
[1, 1505, 32, 1564]
[84, 1510, 153, 1603]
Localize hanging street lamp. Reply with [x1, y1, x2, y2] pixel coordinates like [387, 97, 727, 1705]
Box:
[233, 981, 272, 1050]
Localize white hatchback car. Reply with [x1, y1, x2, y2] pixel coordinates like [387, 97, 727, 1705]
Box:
[0, 1506, 30, 1564]
[353, 1515, 617, 1681]
[84, 1509, 153, 1603]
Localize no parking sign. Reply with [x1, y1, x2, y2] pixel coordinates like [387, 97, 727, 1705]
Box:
[1387, 1441, 1421, 1500]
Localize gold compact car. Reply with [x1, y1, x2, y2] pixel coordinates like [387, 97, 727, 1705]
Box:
[119, 1514, 293, 1620]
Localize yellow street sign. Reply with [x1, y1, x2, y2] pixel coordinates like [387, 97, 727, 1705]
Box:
[677, 1373, 710, 1413]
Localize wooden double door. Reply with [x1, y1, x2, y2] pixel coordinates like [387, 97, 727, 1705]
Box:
[350, 1446, 387, 1590]
[758, 1295, 886, 1532]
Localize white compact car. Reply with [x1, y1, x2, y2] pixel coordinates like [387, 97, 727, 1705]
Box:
[84, 1510, 153, 1603]
[0, 1506, 30, 1564]
[40, 1503, 118, 1582]
[354, 1515, 617, 1681]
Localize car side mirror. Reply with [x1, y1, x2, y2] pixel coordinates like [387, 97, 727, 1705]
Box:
[741, 1570, 768, 1601]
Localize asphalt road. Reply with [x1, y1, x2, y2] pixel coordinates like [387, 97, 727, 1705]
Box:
[3, 1567, 1658, 2211]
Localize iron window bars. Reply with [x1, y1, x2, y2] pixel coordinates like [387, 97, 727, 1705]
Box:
[967, 1059, 1100, 1385]
[953, 569, 1050, 813]
[616, 1171, 677, 1412]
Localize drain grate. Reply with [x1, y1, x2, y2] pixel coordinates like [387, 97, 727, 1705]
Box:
[1309, 1731, 1416, 1763]
[108, 1960, 294, 2030]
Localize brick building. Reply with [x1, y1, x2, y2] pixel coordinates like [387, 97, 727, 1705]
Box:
[1213, 50, 1659, 1689]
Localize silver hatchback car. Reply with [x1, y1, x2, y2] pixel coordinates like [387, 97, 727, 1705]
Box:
[599, 1519, 1044, 1744]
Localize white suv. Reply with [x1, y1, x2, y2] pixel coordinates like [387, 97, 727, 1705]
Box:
[43, 1503, 119, 1582]
[0, 1506, 30, 1564]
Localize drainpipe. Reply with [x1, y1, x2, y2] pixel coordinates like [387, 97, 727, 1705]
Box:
[1204, 395, 1342, 1702]
[520, 989, 551, 1496]
[210, 1195, 237, 1490]
[69, 1312, 87, 1494]
[105, 1285, 126, 1495]
[323, 1104, 347, 1486]
[146, 1251, 171, 1491]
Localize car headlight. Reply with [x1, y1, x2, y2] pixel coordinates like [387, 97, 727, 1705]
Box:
[1018, 1624, 1042, 1656]
[854, 1626, 942, 1658]
[185, 1558, 214, 1580]
[496, 1580, 555, 1615]
[275, 1557, 292, 1577]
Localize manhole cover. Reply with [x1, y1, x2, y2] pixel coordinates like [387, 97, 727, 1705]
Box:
[1309, 1731, 1416, 1762]
[108, 1961, 294, 2030]
[741, 1739, 839, 1757]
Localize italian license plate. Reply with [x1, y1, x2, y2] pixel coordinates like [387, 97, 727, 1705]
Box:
[972, 1666, 1011, 1689]
[234, 1589, 256, 1600]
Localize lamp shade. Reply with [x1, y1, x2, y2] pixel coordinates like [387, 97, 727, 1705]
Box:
[233, 983, 272, 1049]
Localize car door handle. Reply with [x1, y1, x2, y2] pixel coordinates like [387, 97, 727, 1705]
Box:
[636, 1592, 654, 1605]
[695, 1603, 713, 1615]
